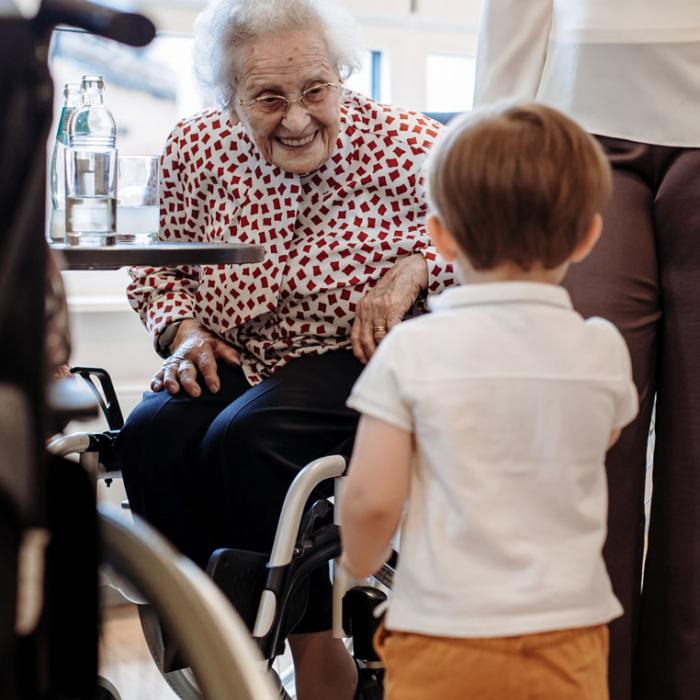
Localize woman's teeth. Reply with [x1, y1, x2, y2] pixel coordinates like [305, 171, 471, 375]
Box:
[277, 132, 316, 147]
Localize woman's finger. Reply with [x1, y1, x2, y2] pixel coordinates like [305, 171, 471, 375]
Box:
[195, 348, 221, 394]
[150, 367, 166, 392]
[215, 340, 242, 368]
[350, 317, 368, 364]
[385, 310, 403, 331]
[373, 328, 388, 343]
[177, 359, 202, 398]
[161, 361, 181, 395]
[359, 317, 379, 361]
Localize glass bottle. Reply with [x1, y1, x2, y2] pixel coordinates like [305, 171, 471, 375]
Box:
[47, 82, 81, 243]
[65, 75, 118, 246]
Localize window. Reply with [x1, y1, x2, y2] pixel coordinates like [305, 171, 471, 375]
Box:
[426, 54, 476, 113]
[345, 50, 388, 103]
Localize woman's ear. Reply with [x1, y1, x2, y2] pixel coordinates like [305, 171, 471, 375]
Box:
[570, 213, 603, 263]
[427, 215, 459, 262]
[229, 107, 241, 126]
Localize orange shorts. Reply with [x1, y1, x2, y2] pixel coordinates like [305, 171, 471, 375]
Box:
[374, 623, 609, 700]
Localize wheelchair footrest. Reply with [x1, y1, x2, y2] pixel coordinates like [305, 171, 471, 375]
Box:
[207, 548, 270, 632]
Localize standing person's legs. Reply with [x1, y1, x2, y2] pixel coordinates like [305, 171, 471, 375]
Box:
[636, 147, 700, 700]
[562, 137, 660, 700]
[196, 350, 364, 700]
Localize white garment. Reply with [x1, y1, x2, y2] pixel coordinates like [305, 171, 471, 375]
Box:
[347, 282, 637, 638]
[474, 0, 700, 147]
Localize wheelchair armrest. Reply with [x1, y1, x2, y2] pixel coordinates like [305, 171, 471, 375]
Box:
[267, 455, 346, 569]
[70, 366, 124, 430]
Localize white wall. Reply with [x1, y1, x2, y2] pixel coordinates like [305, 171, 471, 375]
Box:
[62, 269, 160, 429]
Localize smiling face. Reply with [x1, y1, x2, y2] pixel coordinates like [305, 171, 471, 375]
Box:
[233, 29, 342, 174]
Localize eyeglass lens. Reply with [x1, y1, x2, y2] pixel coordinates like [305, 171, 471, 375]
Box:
[252, 83, 339, 113]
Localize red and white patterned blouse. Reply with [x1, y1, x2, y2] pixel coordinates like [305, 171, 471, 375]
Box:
[128, 91, 455, 384]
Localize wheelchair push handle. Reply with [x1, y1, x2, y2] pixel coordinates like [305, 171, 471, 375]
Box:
[70, 366, 124, 430]
[32, 0, 156, 47]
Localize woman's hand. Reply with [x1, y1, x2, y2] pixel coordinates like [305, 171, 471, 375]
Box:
[151, 319, 241, 397]
[351, 254, 429, 363]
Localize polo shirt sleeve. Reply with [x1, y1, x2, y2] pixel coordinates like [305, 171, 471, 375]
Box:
[346, 331, 413, 433]
[610, 327, 639, 430]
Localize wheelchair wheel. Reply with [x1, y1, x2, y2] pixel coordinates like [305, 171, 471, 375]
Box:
[98, 504, 278, 700]
[94, 676, 121, 700]
[139, 606, 295, 700]
[138, 604, 202, 700]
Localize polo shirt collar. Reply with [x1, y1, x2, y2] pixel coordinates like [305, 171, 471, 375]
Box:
[429, 282, 573, 312]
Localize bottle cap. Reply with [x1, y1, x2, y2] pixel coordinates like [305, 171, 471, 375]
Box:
[63, 82, 81, 102]
[81, 75, 105, 91]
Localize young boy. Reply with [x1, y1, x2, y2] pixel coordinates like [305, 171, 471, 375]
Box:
[339, 103, 638, 699]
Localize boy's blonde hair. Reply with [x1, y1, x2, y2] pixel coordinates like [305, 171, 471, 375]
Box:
[426, 103, 612, 270]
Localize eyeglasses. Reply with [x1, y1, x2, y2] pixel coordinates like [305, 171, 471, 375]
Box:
[238, 81, 343, 115]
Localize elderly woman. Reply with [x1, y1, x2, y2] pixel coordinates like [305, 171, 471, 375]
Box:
[117, 0, 452, 697]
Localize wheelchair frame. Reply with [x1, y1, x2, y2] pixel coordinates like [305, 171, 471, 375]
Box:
[49, 433, 279, 700]
[52, 367, 391, 699]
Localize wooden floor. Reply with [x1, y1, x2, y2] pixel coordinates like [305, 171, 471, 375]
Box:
[100, 604, 179, 700]
[100, 602, 296, 700]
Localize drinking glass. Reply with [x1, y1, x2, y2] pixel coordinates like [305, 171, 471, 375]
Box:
[116, 155, 160, 244]
[65, 146, 118, 246]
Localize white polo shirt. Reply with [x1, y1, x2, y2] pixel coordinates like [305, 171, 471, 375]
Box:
[347, 282, 637, 638]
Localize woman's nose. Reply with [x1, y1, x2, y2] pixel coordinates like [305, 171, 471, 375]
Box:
[281, 101, 311, 133]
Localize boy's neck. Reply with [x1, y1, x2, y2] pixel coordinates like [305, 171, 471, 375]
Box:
[455, 253, 569, 286]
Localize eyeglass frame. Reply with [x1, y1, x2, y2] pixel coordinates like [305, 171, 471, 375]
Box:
[236, 81, 344, 115]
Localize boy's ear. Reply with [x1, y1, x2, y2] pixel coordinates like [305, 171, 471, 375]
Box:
[570, 214, 603, 263]
[427, 215, 459, 262]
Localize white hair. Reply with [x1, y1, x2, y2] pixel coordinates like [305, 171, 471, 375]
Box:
[193, 0, 363, 108]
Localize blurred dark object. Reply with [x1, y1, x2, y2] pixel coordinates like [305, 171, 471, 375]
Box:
[0, 15, 51, 521]
[45, 454, 99, 698]
[34, 0, 155, 47]
[0, 2, 153, 697]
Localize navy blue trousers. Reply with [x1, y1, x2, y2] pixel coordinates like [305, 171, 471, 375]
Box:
[117, 350, 363, 633]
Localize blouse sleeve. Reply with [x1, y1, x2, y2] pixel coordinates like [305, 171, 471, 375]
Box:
[474, 0, 554, 106]
[126, 122, 201, 342]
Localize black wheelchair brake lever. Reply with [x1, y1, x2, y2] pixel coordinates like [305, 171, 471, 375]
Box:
[70, 366, 124, 430]
[297, 498, 332, 546]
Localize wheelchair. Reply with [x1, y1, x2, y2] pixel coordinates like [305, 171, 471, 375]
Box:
[49, 368, 280, 700]
[51, 366, 392, 700]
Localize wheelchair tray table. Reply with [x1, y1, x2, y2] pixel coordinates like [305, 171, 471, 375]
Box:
[51, 242, 265, 270]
